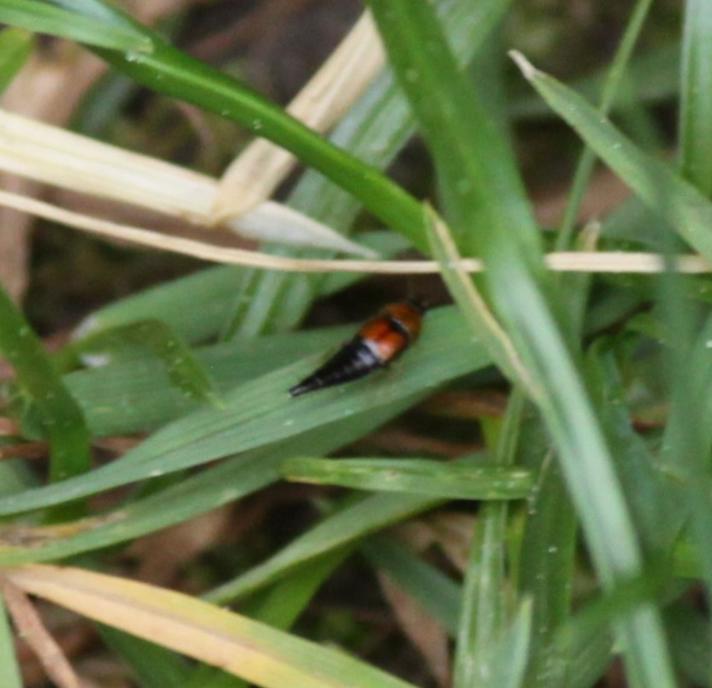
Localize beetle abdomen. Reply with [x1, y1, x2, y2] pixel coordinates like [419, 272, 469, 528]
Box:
[289, 337, 382, 397]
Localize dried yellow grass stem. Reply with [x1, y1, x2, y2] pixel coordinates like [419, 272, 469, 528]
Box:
[0, 108, 375, 257]
[1, 188, 710, 275]
[213, 11, 384, 221]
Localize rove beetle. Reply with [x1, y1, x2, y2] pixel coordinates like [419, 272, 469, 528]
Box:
[289, 299, 425, 397]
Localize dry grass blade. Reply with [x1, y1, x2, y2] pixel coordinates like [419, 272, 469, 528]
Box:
[0, 577, 81, 688]
[1, 186, 711, 276]
[5, 564, 415, 688]
[0, 108, 374, 257]
[213, 10, 384, 221]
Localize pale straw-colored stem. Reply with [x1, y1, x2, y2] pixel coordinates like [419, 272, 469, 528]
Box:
[212, 11, 384, 221]
[1, 188, 710, 275]
[0, 108, 375, 257]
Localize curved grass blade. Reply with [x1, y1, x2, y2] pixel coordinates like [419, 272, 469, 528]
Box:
[6, 564, 418, 688]
[509, 42, 679, 121]
[0, 285, 90, 483]
[0, 27, 33, 94]
[0, 0, 152, 52]
[281, 457, 532, 501]
[368, 3, 676, 685]
[511, 52, 712, 263]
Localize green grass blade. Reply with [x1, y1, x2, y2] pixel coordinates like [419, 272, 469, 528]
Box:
[281, 457, 531, 501]
[368, 4, 676, 685]
[512, 52, 712, 263]
[0, 400, 413, 566]
[487, 600, 533, 688]
[0, 284, 90, 483]
[64, 319, 220, 407]
[555, 0, 653, 250]
[361, 535, 460, 636]
[78, 232, 404, 345]
[0, 595, 21, 688]
[367, 1, 540, 260]
[99, 626, 192, 688]
[509, 42, 679, 121]
[680, 0, 712, 194]
[667, 602, 712, 686]
[65, 0, 430, 253]
[226, 0, 513, 338]
[453, 391, 524, 688]
[206, 491, 448, 605]
[0, 307, 488, 516]
[0, 0, 152, 51]
[658, 311, 712, 608]
[65, 326, 351, 436]
[0, 27, 33, 93]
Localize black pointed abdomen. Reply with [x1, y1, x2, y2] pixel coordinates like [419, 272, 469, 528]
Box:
[289, 337, 382, 397]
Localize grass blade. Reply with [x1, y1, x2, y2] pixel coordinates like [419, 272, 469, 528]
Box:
[0, 0, 152, 52]
[369, 4, 676, 685]
[454, 391, 524, 688]
[361, 535, 461, 636]
[0, 284, 90, 484]
[206, 491, 448, 605]
[0, 399, 413, 566]
[7, 564, 418, 688]
[281, 457, 532, 501]
[680, 0, 712, 194]
[0, 27, 33, 93]
[511, 51, 712, 263]
[0, 307, 489, 516]
[0, 595, 21, 688]
[63, 319, 220, 407]
[76, 2, 430, 253]
[555, 0, 653, 250]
